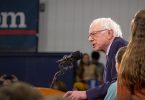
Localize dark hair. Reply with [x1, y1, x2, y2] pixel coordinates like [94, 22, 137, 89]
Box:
[3, 76, 13, 80]
[91, 51, 100, 60]
[119, 9, 145, 94]
[75, 53, 90, 81]
[79, 53, 90, 66]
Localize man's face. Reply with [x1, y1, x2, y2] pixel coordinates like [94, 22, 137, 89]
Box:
[82, 54, 90, 64]
[88, 23, 112, 52]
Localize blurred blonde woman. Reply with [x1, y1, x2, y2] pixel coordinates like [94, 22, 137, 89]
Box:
[117, 9, 145, 100]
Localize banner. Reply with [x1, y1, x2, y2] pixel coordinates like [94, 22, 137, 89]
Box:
[0, 35, 38, 52]
[0, 0, 39, 35]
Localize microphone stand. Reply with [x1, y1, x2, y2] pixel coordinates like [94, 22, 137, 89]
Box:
[50, 63, 73, 88]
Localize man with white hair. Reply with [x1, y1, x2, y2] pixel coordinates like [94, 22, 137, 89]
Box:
[64, 18, 128, 100]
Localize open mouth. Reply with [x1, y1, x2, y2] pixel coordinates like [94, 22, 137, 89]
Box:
[92, 44, 95, 48]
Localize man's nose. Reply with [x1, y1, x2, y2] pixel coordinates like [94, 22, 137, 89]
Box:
[88, 35, 93, 42]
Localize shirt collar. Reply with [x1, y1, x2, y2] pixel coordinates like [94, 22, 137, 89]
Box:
[106, 38, 114, 56]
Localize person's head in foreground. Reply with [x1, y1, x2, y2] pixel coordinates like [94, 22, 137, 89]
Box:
[0, 82, 43, 100]
[115, 46, 127, 73]
[118, 9, 145, 99]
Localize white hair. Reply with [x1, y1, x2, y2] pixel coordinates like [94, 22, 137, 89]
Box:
[90, 18, 123, 37]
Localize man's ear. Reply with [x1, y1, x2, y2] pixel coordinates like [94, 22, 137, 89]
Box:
[107, 29, 114, 39]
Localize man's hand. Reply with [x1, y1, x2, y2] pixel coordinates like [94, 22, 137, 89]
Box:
[63, 91, 87, 100]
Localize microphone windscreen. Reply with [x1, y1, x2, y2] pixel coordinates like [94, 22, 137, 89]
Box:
[72, 51, 83, 61]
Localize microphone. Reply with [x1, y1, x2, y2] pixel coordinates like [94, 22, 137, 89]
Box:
[57, 51, 82, 64]
[50, 51, 82, 88]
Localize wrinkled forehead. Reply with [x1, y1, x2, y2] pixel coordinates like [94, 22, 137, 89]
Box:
[89, 22, 104, 33]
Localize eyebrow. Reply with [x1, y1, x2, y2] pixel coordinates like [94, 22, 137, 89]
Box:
[89, 29, 108, 34]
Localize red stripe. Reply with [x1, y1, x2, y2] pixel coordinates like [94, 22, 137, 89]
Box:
[0, 30, 37, 35]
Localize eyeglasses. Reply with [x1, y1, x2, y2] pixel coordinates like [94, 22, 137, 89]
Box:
[88, 29, 108, 37]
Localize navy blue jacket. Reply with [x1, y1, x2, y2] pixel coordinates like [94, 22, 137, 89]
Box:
[86, 37, 128, 100]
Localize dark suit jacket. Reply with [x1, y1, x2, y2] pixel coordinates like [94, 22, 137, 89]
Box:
[86, 37, 128, 100]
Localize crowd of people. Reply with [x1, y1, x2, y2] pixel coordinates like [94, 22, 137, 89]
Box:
[0, 9, 145, 100]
